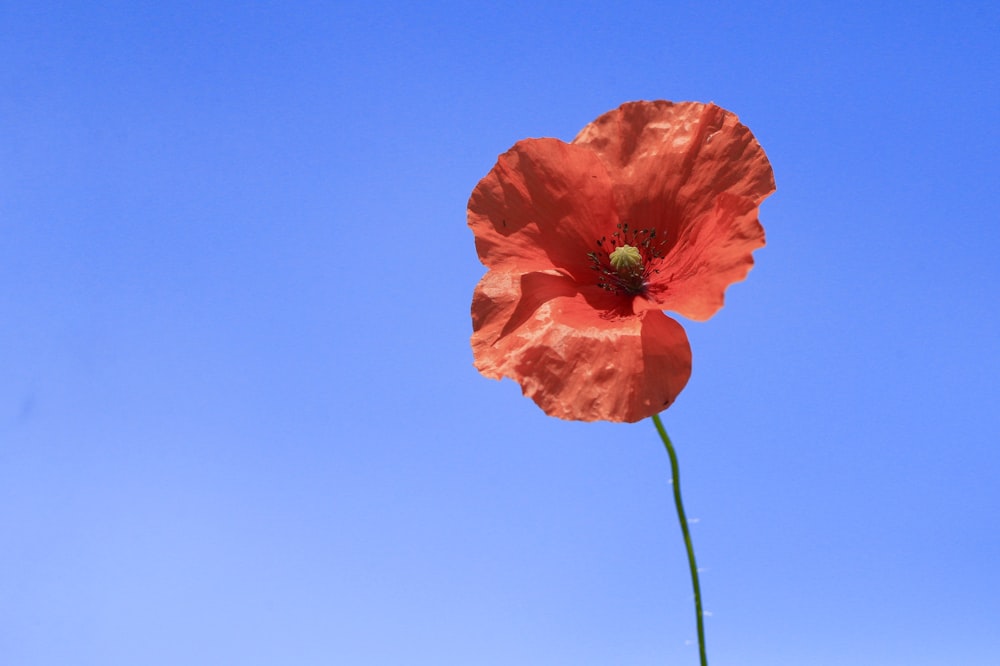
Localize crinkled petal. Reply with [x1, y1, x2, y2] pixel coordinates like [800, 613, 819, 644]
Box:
[468, 138, 619, 280]
[574, 101, 775, 320]
[573, 100, 774, 215]
[472, 270, 691, 422]
[635, 192, 765, 320]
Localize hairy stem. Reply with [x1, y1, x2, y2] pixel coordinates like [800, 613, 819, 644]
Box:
[652, 413, 707, 666]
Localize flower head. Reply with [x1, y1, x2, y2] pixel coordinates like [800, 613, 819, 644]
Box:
[468, 101, 775, 422]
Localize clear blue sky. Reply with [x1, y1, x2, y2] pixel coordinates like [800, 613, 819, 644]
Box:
[2, 2, 998, 665]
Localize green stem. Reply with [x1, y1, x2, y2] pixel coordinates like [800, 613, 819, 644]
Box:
[652, 412, 707, 666]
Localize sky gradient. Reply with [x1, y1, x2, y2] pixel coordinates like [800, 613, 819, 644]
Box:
[2, 2, 998, 665]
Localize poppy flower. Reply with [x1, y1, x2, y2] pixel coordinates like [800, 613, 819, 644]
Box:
[469, 100, 775, 422]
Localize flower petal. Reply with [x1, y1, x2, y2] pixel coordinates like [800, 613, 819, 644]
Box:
[635, 192, 765, 321]
[574, 100, 774, 214]
[574, 101, 775, 320]
[472, 270, 691, 422]
[468, 138, 619, 280]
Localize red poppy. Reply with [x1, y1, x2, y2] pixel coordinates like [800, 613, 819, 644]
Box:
[469, 101, 775, 422]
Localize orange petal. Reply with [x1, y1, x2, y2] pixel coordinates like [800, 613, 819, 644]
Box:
[635, 192, 766, 321]
[574, 101, 775, 320]
[472, 270, 691, 422]
[574, 101, 774, 209]
[468, 138, 619, 281]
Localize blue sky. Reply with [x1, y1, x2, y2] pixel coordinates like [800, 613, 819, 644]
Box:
[2, 2, 998, 664]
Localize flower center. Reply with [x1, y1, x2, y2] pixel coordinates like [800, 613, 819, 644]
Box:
[587, 222, 665, 296]
[609, 245, 642, 273]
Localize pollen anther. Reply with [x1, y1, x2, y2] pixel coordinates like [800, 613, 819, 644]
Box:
[588, 225, 665, 296]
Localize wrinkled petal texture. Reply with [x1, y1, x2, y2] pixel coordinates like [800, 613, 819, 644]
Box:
[468, 138, 619, 282]
[472, 271, 692, 423]
[468, 100, 773, 422]
[574, 101, 775, 320]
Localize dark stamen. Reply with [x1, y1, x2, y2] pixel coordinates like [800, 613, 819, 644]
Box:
[588, 222, 668, 297]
